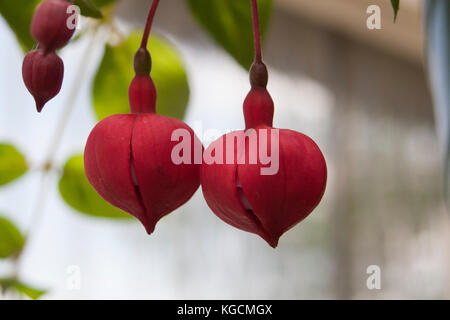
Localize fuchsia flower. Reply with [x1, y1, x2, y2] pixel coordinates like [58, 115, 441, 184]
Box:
[84, 32, 202, 234]
[200, 60, 327, 247]
[23, 0, 76, 112]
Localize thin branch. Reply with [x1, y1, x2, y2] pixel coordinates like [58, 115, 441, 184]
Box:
[251, 0, 263, 63]
[140, 0, 161, 49]
[12, 28, 100, 277]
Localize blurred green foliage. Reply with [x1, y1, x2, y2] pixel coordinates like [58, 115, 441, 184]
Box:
[391, 0, 400, 21]
[0, 144, 27, 187]
[0, 0, 41, 51]
[0, 216, 24, 259]
[92, 33, 190, 120]
[0, 0, 114, 52]
[59, 154, 132, 219]
[188, 0, 273, 69]
[0, 278, 45, 300]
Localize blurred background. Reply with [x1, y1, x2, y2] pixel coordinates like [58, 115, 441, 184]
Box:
[1, 0, 449, 299]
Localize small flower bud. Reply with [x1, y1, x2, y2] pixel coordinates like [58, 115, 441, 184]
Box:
[22, 49, 64, 112]
[31, 0, 76, 52]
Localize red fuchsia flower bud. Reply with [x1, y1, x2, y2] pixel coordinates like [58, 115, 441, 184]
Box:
[84, 114, 201, 234]
[129, 74, 157, 114]
[84, 48, 202, 234]
[129, 49, 157, 114]
[22, 49, 64, 113]
[200, 62, 327, 248]
[31, 0, 76, 52]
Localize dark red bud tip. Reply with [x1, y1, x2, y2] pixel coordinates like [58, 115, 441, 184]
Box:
[22, 50, 64, 113]
[143, 218, 156, 235]
[243, 88, 274, 129]
[31, 0, 76, 52]
[128, 75, 157, 114]
[250, 61, 268, 88]
[133, 48, 152, 75]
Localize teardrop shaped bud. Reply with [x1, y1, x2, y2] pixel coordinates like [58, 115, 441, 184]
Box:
[22, 49, 64, 112]
[31, 0, 76, 52]
[84, 113, 202, 234]
[128, 75, 157, 114]
[201, 127, 327, 248]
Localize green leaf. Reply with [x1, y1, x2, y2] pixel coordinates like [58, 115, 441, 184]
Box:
[391, 0, 400, 22]
[92, 33, 190, 120]
[13, 282, 46, 300]
[188, 0, 273, 70]
[0, 0, 41, 51]
[59, 154, 132, 219]
[0, 144, 28, 186]
[73, 0, 103, 19]
[0, 278, 46, 300]
[0, 216, 24, 259]
[92, 0, 117, 7]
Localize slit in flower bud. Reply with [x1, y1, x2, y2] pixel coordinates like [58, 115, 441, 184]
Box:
[236, 177, 253, 211]
[129, 139, 153, 234]
[236, 172, 278, 248]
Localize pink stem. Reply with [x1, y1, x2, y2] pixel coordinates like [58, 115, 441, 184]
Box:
[140, 0, 160, 49]
[251, 0, 263, 63]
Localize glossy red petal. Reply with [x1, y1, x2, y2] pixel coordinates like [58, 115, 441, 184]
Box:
[84, 114, 148, 225]
[131, 114, 201, 232]
[200, 131, 274, 244]
[238, 128, 327, 246]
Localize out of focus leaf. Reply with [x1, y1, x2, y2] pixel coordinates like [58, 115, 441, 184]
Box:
[188, 0, 273, 70]
[0, 144, 28, 186]
[73, 0, 103, 19]
[0, 0, 41, 51]
[13, 282, 46, 300]
[92, 0, 116, 7]
[0, 216, 24, 259]
[59, 154, 132, 219]
[391, 0, 400, 22]
[425, 1, 450, 201]
[92, 33, 190, 120]
[0, 278, 46, 300]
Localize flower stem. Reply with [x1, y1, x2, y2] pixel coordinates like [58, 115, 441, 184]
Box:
[251, 0, 263, 63]
[12, 28, 99, 279]
[140, 0, 160, 49]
